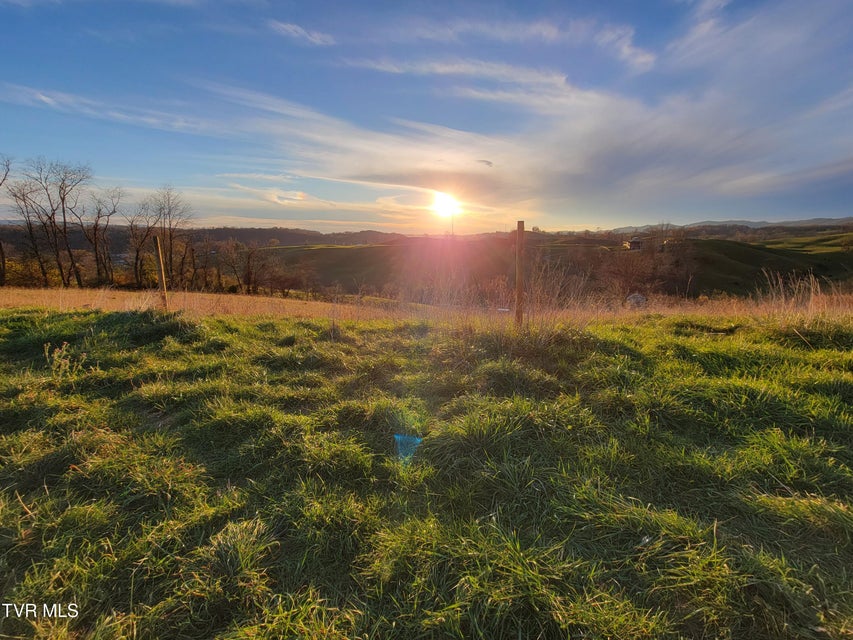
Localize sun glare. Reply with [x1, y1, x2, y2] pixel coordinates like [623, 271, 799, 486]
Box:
[431, 191, 461, 219]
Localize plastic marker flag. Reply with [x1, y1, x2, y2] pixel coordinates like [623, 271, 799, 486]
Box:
[394, 434, 422, 464]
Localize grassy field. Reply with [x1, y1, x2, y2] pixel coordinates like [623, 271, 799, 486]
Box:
[0, 287, 408, 322]
[0, 304, 851, 638]
[260, 234, 853, 299]
[687, 239, 852, 296]
[760, 232, 853, 255]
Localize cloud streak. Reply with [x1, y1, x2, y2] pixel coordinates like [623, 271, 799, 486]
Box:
[594, 24, 656, 72]
[344, 58, 567, 88]
[382, 17, 656, 72]
[268, 20, 335, 46]
[0, 83, 219, 135]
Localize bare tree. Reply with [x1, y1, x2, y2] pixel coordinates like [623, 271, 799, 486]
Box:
[47, 160, 90, 287]
[193, 233, 222, 291]
[124, 198, 161, 288]
[0, 155, 10, 286]
[151, 186, 192, 288]
[220, 238, 246, 293]
[0, 155, 9, 189]
[75, 187, 121, 285]
[8, 178, 51, 286]
[9, 159, 91, 287]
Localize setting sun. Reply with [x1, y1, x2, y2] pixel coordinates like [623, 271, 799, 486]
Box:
[431, 191, 461, 219]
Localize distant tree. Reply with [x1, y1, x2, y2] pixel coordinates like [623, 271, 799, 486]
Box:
[0, 155, 10, 286]
[75, 187, 121, 285]
[8, 158, 91, 287]
[124, 198, 161, 288]
[218, 239, 278, 295]
[220, 239, 247, 293]
[192, 233, 218, 291]
[296, 262, 321, 298]
[0, 155, 9, 189]
[267, 267, 301, 297]
[245, 244, 260, 294]
[178, 236, 197, 292]
[151, 186, 192, 288]
[8, 177, 52, 286]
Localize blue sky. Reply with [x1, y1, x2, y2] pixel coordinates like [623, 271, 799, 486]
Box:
[1, 0, 852, 233]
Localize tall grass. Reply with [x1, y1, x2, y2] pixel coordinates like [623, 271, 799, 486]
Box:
[3, 277, 851, 333]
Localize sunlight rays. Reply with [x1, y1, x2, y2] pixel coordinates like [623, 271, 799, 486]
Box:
[431, 191, 461, 219]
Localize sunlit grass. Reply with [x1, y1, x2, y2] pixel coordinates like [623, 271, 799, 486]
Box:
[1, 306, 851, 638]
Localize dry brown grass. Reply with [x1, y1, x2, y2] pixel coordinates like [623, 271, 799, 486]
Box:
[0, 287, 406, 321]
[415, 287, 853, 330]
[1, 286, 850, 327]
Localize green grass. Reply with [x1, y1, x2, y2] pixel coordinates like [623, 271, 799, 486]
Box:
[689, 238, 852, 295]
[761, 231, 853, 255]
[1, 307, 851, 638]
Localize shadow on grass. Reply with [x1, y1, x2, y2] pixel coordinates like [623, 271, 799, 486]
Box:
[0, 308, 199, 365]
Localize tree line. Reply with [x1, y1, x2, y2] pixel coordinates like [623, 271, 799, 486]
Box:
[0, 155, 308, 295]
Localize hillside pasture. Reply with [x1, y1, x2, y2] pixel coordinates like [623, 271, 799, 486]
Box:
[0, 304, 851, 638]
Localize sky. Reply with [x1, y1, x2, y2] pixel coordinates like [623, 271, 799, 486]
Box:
[1, 0, 852, 234]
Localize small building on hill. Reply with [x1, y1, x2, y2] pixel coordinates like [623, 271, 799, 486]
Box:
[624, 237, 645, 251]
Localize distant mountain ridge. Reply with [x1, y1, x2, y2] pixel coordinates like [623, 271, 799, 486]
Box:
[1, 216, 850, 237]
[192, 227, 408, 246]
[686, 217, 853, 229]
[611, 217, 853, 234]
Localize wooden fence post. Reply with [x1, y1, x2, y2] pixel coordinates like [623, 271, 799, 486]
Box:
[154, 236, 169, 311]
[515, 220, 524, 329]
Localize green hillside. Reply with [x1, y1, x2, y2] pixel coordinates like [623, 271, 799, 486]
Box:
[1, 308, 851, 638]
[267, 238, 515, 296]
[688, 238, 852, 296]
[261, 235, 853, 299]
[760, 231, 853, 255]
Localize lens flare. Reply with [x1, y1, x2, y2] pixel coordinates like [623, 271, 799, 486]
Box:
[431, 192, 461, 219]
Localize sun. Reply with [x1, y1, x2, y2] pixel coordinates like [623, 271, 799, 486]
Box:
[431, 191, 461, 219]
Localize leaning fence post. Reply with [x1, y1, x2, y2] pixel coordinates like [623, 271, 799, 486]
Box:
[154, 236, 169, 311]
[515, 220, 524, 329]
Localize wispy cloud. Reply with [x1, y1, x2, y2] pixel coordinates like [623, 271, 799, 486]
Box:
[268, 20, 335, 46]
[113, 183, 428, 231]
[201, 81, 520, 199]
[594, 25, 656, 72]
[227, 182, 314, 206]
[382, 17, 656, 72]
[804, 84, 853, 119]
[344, 58, 567, 89]
[396, 18, 574, 44]
[0, 83, 218, 135]
[667, 0, 850, 76]
[216, 172, 294, 182]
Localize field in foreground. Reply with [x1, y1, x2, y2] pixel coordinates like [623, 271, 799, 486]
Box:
[2, 285, 853, 325]
[0, 307, 851, 638]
